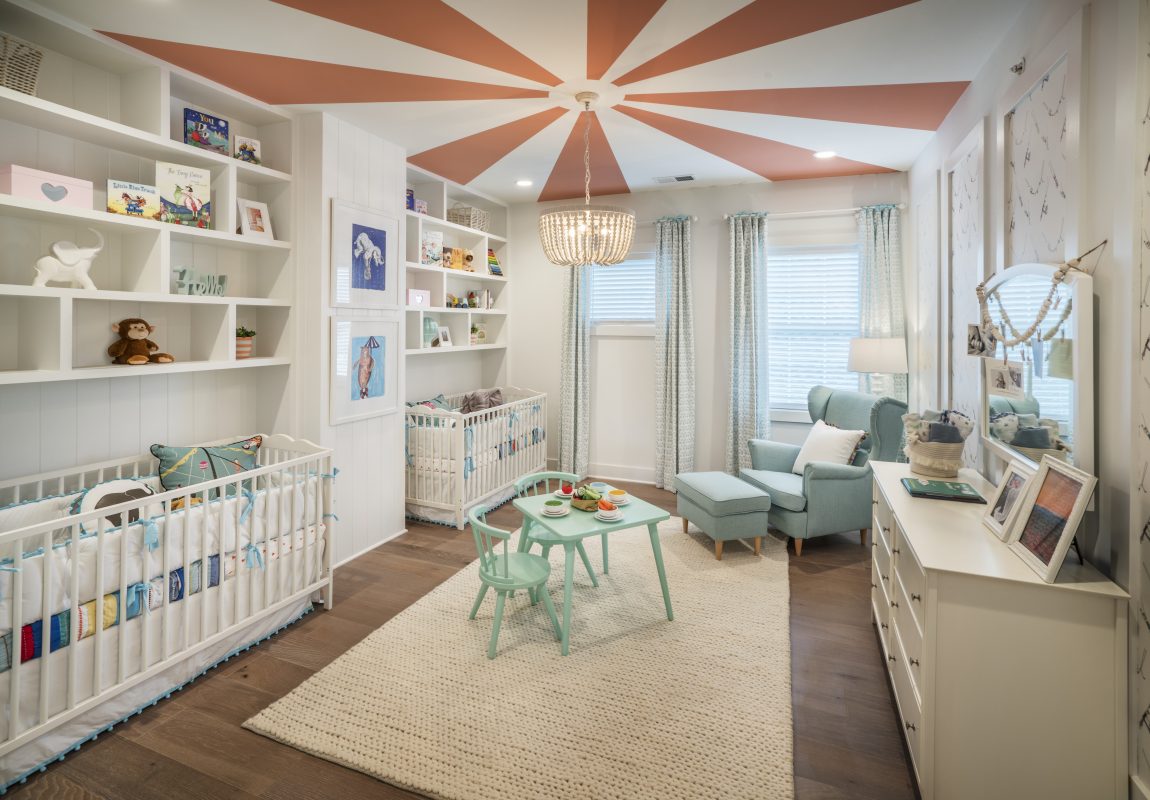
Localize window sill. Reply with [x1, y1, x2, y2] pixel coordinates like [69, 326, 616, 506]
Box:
[591, 323, 655, 338]
[770, 409, 813, 424]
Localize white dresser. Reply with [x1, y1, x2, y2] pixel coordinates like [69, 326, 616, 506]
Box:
[870, 463, 1128, 800]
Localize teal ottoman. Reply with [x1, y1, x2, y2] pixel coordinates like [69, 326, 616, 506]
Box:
[674, 472, 771, 560]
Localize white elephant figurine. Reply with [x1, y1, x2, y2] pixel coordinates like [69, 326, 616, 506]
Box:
[33, 228, 103, 290]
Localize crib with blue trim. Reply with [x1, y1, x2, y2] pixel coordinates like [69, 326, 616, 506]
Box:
[0, 433, 334, 791]
[405, 387, 548, 528]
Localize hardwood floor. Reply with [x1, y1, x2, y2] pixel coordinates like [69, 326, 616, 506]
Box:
[9, 481, 916, 800]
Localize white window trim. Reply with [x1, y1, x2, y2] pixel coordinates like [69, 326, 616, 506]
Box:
[770, 408, 813, 424]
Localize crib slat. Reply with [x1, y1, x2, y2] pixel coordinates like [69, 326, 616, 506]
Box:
[201, 488, 211, 647]
[234, 480, 243, 628]
[93, 517, 105, 702]
[38, 530, 52, 725]
[290, 464, 300, 596]
[67, 521, 80, 712]
[8, 535, 24, 740]
[262, 471, 271, 615]
[165, 495, 175, 661]
[117, 512, 128, 685]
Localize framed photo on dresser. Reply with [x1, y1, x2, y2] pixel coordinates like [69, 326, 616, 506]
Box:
[982, 459, 1034, 541]
[1006, 456, 1095, 582]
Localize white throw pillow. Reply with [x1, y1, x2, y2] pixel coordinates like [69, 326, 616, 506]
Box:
[792, 420, 866, 475]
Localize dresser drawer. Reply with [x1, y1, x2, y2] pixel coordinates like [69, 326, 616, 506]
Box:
[893, 573, 924, 704]
[892, 520, 927, 631]
[873, 529, 892, 593]
[873, 510, 893, 552]
[872, 560, 892, 653]
[891, 624, 923, 774]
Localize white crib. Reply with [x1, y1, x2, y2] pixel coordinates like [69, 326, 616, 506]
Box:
[405, 387, 548, 528]
[0, 433, 334, 791]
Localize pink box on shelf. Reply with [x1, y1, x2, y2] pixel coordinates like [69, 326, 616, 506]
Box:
[0, 164, 93, 209]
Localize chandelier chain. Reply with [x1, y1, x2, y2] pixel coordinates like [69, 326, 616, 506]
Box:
[583, 100, 591, 207]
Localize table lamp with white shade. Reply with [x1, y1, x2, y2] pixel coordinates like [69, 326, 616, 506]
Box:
[848, 337, 908, 395]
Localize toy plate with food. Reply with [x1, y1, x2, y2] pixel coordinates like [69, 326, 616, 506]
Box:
[543, 506, 570, 518]
[595, 510, 623, 522]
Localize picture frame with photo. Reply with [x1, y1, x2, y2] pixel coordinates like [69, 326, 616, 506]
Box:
[1007, 456, 1096, 582]
[433, 325, 452, 348]
[237, 198, 274, 240]
[982, 459, 1035, 541]
[967, 324, 997, 357]
[329, 317, 399, 425]
[984, 358, 1025, 400]
[331, 200, 398, 309]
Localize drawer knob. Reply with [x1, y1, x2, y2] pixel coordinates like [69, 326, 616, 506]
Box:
[905, 722, 917, 732]
[910, 657, 920, 667]
[881, 575, 889, 582]
[883, 526, 891, 533]
[872, 500, 878, 505]
[911, 593, 922, 602]
[888, 655, 897, 663]
[880, 622, 889, 630]
[892, 547, 901, 554]
[871, 582, 878, 589]
[890, 600, 899, 608]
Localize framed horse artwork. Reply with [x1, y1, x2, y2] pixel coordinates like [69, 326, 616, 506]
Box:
[330, 200, 399, 310]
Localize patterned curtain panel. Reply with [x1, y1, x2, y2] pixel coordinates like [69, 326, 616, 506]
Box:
[559, 265, 592, 475]
[859, 205, 908, 401]
[726, 213, 770, 473]
[654, 216, 696, 489]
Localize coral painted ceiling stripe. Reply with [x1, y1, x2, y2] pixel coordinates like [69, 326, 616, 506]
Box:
[614, 0, 919, 86]
[410, 107, 569, 186]
[586, 0, 668, 80]
[625, 82, 968, 130]
[271, 0, 561, 86]
[615, 105, 894, 181]
[99, 33, 548, 104]
[539, 112, 629, 202]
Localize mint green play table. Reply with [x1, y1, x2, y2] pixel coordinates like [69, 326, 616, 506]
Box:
[513, 491, 673, 655]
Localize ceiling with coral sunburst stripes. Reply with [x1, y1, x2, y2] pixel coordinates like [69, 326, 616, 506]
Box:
[38, 0, 1026, 202]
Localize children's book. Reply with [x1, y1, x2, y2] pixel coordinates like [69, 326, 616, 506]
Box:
[901, 478, 986, 504]
[443, 246, 466, 270]
[233, 136, 261, 165]
[487, 248, 503, 276]
[420, 230, 443, 266]
[155, 162, 211, 228]
[184, 108, 229, 155]
[106, 180, 161, 220]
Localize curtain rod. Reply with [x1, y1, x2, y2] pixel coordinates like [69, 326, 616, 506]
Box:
[723, 204, 905, 220]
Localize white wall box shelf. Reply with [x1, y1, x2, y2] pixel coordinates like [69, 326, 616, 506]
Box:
[403, 164, 509, 401]
[870, 462, 1127, 800]
[0, 0, 297, 479]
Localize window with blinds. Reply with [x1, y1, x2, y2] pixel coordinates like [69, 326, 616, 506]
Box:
[767, 244, 861, 410]
[588, 256, 657, 324]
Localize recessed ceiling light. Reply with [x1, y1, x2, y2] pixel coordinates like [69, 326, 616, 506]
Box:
[516, 179, 533, 187]
[813, 151, 837, 159]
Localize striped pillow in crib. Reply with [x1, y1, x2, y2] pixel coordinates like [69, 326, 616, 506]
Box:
[151, 436, 263, 497]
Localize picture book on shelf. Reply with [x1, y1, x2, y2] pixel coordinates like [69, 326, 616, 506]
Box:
[183, 108, 229, 155]
[901, 478, 986, 504]
[487, 248, 503, 276]
[443, 247, 466, 270]
[106, 180, 161, 220]
[234, 136, 261, 165]
[421, 230, 443, 266]
[156, 162, 211, 228]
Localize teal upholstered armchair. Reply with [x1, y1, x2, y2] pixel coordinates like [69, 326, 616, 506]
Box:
[740, 385, 907, 555]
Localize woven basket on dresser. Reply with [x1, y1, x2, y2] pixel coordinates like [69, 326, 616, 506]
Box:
[0, 33, 43, 96]
[447, 203, 489, 232]
[906, 441, 965, 478]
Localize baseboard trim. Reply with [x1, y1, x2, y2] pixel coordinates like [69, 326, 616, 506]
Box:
[335, 528, 407, 568]
[587, 462, 656, 485]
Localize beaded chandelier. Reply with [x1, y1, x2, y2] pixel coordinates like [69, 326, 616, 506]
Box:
[539, 92, 635, 267]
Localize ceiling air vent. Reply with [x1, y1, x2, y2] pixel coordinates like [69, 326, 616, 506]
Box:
[653, 174, 695, 184]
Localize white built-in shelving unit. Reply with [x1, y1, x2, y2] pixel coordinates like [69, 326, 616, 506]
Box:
[0, 1, 294, 386]
[404, 165, 509, 395]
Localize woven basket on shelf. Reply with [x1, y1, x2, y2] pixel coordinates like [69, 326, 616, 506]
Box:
[0, 33, 43, 96]
[447, 203, 490, 232]
[906, 441, 965, 479]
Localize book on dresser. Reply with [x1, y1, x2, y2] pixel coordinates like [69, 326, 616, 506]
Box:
[900, 477, 985, 503]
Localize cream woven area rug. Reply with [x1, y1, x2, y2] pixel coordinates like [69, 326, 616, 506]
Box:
[245, 518, 793, 800]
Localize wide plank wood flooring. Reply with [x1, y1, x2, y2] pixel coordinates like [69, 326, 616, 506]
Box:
[8, 480, 916, 800]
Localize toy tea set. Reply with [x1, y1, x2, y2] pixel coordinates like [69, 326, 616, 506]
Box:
[542, 481, 630, 522]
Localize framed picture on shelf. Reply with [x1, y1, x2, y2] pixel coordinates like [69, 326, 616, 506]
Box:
[329, 316, 399, 425]
[1007, 456, 1096, 582]
[982, 459, 1034, 541]
[331, 200, 398, 309]
[984, 358, 1025, 400]
[237, 199, 274, 240]
[434, 326, 452, 348]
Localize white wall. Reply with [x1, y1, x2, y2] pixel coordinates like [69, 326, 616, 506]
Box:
[507, 174, 907, 481]
[294, 113, 407, 565]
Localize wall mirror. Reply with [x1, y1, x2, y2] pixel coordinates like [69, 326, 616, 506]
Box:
[978, 263, 1093, 474]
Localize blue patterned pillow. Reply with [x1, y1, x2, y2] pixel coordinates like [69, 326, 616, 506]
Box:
[151, 436, 263, 497]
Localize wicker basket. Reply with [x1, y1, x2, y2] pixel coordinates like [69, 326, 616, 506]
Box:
[906, 441, 965, 478]
[447, 203, 490, 232]
[0, 33, 43, 96]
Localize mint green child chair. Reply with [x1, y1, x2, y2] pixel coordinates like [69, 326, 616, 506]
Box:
[467, 505, 561, 659]
[514, 471, 606, 585]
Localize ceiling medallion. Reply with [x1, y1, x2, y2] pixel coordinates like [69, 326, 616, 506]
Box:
[539, 91, 635, 267]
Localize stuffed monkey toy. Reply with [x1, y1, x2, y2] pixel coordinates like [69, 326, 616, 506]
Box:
[108, 318, 175, 365]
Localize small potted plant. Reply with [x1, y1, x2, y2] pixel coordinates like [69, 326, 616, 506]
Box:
[236, 325, 256, 359]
